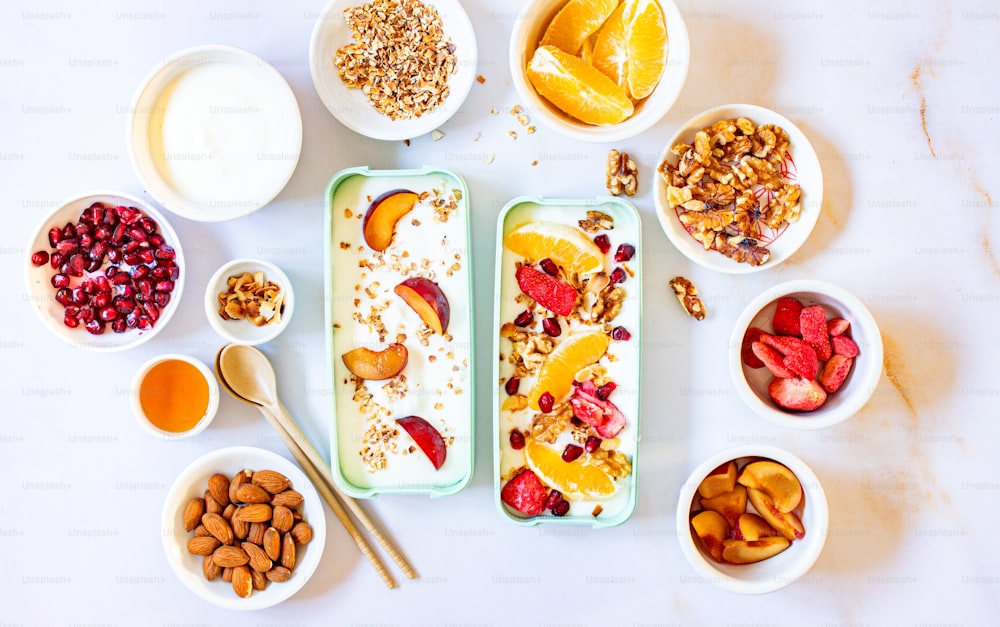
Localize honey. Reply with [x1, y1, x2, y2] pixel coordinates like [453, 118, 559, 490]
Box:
[139, 359, 210, 433]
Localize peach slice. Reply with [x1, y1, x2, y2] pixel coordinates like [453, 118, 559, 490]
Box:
[735, 513, 778, 541]
[341, 343, 408, 380]
[363, 189, 419, 252]
[697, 461, 738, 499]
[699, 483, 747, 528]
[690, 510, 729, 563]
[737, 460, 802, 513]
[721, 536, 790, 564]
[746, 487, 805, 542]
[395, 415, 447, 470]
[394, 277, 450, 334]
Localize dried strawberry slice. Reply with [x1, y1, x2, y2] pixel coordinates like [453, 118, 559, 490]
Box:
[772, 297, 804, 336]
[515, 265, 576, 317]
[761, 334, 818, 380]
[500, 468, 549, 516]
[741, 327, 767, 368]
[570, 381, 626, 438]
[799, 305, 832, 361]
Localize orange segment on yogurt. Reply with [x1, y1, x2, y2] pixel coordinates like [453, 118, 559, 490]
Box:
[524, 437, 618, 500]
[527, 45, 634, 126]
[529, 331, 611, 409]
[503, 221, 605, 277]
[622, 0, 668, 100]
[540, 0, 621, 55]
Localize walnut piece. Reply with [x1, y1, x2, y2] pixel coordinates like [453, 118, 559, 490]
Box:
[578, 210, 615, 233]
[606, 149, 638, 197]
[668, 276, 707, 321]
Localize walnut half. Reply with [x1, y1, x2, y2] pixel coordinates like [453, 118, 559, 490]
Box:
[668, 276, 707, 321]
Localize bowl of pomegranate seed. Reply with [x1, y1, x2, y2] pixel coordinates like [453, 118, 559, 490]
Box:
[24, 191, 185, 351]
[730, 279, 883, 429]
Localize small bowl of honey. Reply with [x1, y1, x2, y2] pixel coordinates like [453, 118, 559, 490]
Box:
[131, 354, 220, 439]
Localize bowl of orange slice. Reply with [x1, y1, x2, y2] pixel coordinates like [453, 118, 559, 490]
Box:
[510, 0, 689, 142]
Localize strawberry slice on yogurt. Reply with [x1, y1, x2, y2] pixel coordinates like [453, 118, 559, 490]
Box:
[570, 381, 626, 439]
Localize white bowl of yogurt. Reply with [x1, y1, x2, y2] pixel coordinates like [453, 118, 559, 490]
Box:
[127, 45, 303, 222]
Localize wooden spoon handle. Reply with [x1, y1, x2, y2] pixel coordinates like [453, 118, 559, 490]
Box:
[274, 401, 418, 580]
[257, 406, 397, 589]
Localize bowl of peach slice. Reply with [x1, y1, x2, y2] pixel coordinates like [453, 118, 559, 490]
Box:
[676, 445, 828, 594]
[510, 0, 689, 142]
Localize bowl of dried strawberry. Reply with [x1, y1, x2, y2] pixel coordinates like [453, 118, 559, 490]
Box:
[24, 191, 184, 351]
[730, 279, 883, 429]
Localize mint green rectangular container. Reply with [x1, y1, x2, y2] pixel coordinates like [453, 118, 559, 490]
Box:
[324, 166, 474, 498]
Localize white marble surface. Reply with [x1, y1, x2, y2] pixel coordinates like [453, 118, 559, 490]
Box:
[2, 0, 998, 624]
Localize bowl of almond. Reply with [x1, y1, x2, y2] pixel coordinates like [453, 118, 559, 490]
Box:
[676, 445, 828, 594]
[205, 258, 294, 346]
[162, 446, 325, 610]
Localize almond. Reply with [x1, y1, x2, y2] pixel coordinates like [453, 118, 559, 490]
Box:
[193, 524, 212, 538]
[271, 489, 303, 509]
[232, 565, 253, 598]
[252, 469, 291, 495]
[202, 555, 221, 581]
[187, 536, 220, 556]
[222, 566, 233, 583]
[248, 522, 267, 545]
[272, 505, 294, 533]
[212, 545, 249, 568]
[280, 532, 296, 570]
[250, 568, 268, 591]
[266, 565, 292, 583]
[229, 469, 252, 504]
[208, 473, 231, 507]
[263, 527, 281, 561]
[183, 497, 204, 532]
[235, 484, 271, 504]
[202, 512, 234, 546]
[290, 521, 313, 545]
[232, 515, 250, 540]
[242, 541, 272, 573]
[235, 503, 272, 524]
[204, 490, 223, 515]
[222, 503, 236, 521]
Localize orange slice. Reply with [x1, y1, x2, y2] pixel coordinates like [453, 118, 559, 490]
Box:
[528, 331, 610, 409]
[622, 0, 668, 100]
[591, 3, 629, 91]
[539, 0, 621, 55]
[524, 437, 618, 500]
[503, 221, 605, 277]
[527, 45, 634, 126]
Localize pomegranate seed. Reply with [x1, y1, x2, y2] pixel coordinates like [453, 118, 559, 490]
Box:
[614, 243, 635, 263]
[154, 280, 174, 293]
[151, 266, 169, 281]
[594, 234, 611, 254]
[63, 313, 79, 328]
[541, 317, 561, 337]
[98, 306, 118, 321]
[154, 292, 171, 308]
[610, 267, 627, 284]
[596, 381, 617, 400]
[51, 273, 70, 288]
[90, 240, 108, 261]
[128, 227, 147, 243]
[48, 227, 63, 246]
[62, 223, 74, 239]
[95, 276, 111, 294]
[111, 318, 128, 333]
[504, 376, 520, 396]
[137, 279, 153, 298]
[545, 491, 563, 510]
[136, 316, 153, 330]
[50, 251, 64, 269]
[90, 204, 104, 224]
[94, 226, 110, 241]
[79, 233, 93, 250]
[538, 392, 555, 413]
[92, 293, 111, 309]
[611, 326, 631, 341]
[123, 240, 140, 254]
[168, 264, 180, 281]
[584, 436, 602, 453]
[139, 249, 155, 264]
[75, 222, 91, 237]
[133, 265, 150, 279]
[513, 310, 533, 327]
[31, 251, 49, 266]
[561, 444, 584, 463]
[570, 416, 584, 428]
[110, 272, 130, 286]
[117, 206, 139, 223]
[508, 430, 525, 450]
[552, 500, 570, 517]
[103, 208, 118, 226]
[539, 258, 559, 276]
[114, 297, 135, 313]
[67, 254, 86, 277]
[123, 253, 142, 266]
[84, 258, 101, 273]
[81, 279, 97, 295]
[143, 302, 160, 322]
[55, 288, 73, 306]
[125, 310, 140, 328]
[72, 287, 88, 306]
[154, 244, 175, 260]
[148, 234, 165, 247]
[111, 223, 127, 244]
[55, 239, 78, 255]
[139, 217, 158, 234]
[84, 318, 105, 335]
[107, 247, 122, 263]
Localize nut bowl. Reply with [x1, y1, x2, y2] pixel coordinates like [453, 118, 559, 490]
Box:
[161, 446, 326, 610]
[509, 0, 690, 143]
[676, 444, 828, 594]
[653, 104, 823, 273]
[24, 191, 184, 351]
[730, 279, 882, 430]
[205, 258, 294, 346]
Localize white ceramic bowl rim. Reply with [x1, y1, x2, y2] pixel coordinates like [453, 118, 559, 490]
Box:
[204, 258, 294, 346]
[130, 353, 220, 440]
[675, 444, 829, 594]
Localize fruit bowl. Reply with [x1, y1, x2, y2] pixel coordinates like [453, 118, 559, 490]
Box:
[23, 191, 184, 351]
[653, 104, 823, 273]
[161, 446, 326, 610]
[676, 445, 828, 594]
[730, 279, 883, 429]
[309, 0, 478, 141]
[509, 0, 690, 143]
[205, 258, 295, 346]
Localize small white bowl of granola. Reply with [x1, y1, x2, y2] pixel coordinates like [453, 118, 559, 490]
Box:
[205, 259, 294, 346]
[309, 0, 478, 140]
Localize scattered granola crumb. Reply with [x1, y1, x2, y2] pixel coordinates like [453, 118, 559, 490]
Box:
[473, 132, 481, 142]
[510, 105, 522, 115]
[403, 139, 411, 147]
[531, 160, 538, 166]
[508, 130, 518, 140]
[340, 241, 351, 250]
[344, 208, 353, 218]
[432, 130, 445, 141]
[485, 153, 495, 164]
[526, 126, 536, 134]
[476, 74, 485, 83]
[516, 113, 529, 127]
[490, 107, 498, 115]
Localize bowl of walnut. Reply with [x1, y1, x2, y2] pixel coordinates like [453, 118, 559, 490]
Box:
[205, 258, 294, 346]
[161, 446, 326, 610]
[653, 104, 823, 273]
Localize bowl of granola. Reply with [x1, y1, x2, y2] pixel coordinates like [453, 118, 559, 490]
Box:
[309, 0, 478, 141]
[205, 259, 294, 346]
[653, 104, 823, 273]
